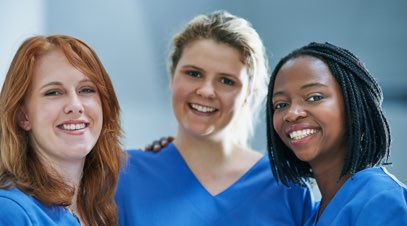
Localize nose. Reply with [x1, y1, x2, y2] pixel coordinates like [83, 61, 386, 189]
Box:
[283, 104, 307, 122]
[64, 93, 84, 115]
[196, 81, 216, 99]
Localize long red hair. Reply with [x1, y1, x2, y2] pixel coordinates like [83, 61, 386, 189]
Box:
[0, 35, 125, 226]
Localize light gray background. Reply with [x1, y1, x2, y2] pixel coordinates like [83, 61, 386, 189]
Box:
[1, 1, 406, 186]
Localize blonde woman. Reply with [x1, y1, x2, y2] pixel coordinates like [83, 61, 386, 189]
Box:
[116, 11, 313, 226]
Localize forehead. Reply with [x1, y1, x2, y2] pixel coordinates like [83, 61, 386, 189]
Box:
[33, 49, 87, 85]
[179, 39, 245, 69]
[274, 56, 339, 90]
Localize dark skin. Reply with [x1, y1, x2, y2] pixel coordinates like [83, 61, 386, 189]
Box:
[272, 56, 348, 218]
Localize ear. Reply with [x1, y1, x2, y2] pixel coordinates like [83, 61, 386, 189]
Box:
[17, 107, 32, 131]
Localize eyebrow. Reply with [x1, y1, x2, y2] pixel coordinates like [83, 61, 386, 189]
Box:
[39, 79, 93, 90]
[40, 81, 62, 90]
[272, 82, 327, 98]
[181, 64, 240, 79]
[181, 64, 205, 72]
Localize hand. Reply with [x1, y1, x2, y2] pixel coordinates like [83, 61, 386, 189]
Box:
[144, 136, 174, 152]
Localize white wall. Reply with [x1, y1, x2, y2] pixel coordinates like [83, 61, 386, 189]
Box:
[0, 0, 45, 84]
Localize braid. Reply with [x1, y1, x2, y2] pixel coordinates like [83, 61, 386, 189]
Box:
[266, 42, 391, 186]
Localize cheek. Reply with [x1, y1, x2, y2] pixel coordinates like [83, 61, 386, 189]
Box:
[273, 113, 282, 131]
[171, 82, 191, 105]
[85, 97, 103, 123]
[170, 83, 188, 119]
[273, 112, 284, 137]
[28, 103, 57, 125]
[329, 108, 346, 138]
[321, 100, 345, 129]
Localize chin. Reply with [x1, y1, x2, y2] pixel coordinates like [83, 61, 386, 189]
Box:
[184, 124, 214, 136]
[69, 146, 93, 156]
[295, 153, 316, 163]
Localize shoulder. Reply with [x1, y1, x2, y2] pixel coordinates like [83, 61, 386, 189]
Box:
[118, 143, 180, 184]
[352, 167, 406, 192]
[122, 147, 159, 170]
[0, 187, 81, 226]
[358, 167, 407, 206]
[0, 187, 35, 207]
[337, 167, 407, 225]
[339, 167, 407, 207]
[0, 188, 34, 225]
[354, 184, 407, 225]
[124, 143, 175, 166]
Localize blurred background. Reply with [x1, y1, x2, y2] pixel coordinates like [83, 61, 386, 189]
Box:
[1, 0, 406, 188]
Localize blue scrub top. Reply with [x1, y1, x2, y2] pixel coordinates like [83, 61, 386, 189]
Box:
[116, 143, 314, 226]
[306, 167, 407, 226]
[0, 187, 81, 226]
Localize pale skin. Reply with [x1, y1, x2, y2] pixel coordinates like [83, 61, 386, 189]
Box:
[19, 49, 103, 225]
[171, 39, 262, 196]
[272, 56, 349, 218]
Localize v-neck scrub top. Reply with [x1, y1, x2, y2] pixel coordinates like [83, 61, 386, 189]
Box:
[116, 143, 313, 226]
[306, 167, 407, 226]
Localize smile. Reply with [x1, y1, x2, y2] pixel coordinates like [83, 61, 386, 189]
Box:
[190, 103, 217, 113]
[60, 123, 87, 131]
[289, 129, 317, 140]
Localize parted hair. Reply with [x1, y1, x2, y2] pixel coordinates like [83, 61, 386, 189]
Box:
[266, 42, 391, 186]
[168, 10, 269, 147]
[0, 35, 125, 226]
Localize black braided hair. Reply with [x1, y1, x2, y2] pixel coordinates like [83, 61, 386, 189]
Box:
[266, 42, 391, 187]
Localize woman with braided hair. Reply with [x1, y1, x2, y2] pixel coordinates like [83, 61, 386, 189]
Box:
[267, 42, 407, 225]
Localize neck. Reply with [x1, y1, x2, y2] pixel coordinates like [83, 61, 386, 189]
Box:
[65, 164, 85, 226]
[311, 159, 349, 217]
[173, 128, 261, 195]
[37, 153, 86, 224]
[57, 161, 85, 188]
[37, 150, 85, 187]
[174, 129, 244, 165]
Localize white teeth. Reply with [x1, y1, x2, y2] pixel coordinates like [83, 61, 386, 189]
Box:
[191, 104, 216, 113]
[63, 123, 85, 131]
[289, 129, 317, 140]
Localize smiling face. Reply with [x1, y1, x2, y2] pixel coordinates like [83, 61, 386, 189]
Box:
[171, 39, 250, 139]
[271, 56, 347, 168]
[20, 49, 103, 166]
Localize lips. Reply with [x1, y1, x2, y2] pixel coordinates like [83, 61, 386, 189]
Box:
[57, 121, 89, 131]
[285, 124, 319, 140]
[288, 129, 317, 140]
[189, 103, 218, 113]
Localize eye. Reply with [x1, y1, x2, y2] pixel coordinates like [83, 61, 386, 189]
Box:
[307, 94, 324, 102]
[186, 70, 201, 78]
[220, 77, 235, 86]
[44, 90, 62, 96]
[273, 102, 288, 110]
[80, 87, 96, 94]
